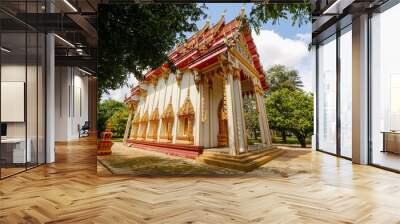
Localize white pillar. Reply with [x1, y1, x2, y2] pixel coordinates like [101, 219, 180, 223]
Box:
[194, 71, 203, 146]
[172, 78, 181, 144]
[123, 108, 133, 143]
[233, 76, 247, 153]
[46, 31, 55, 163]
[255, 91, 267, 146]
[225, 73, 239, 155]
[352, 14, 369, 164]
[256, 90, 272, 147]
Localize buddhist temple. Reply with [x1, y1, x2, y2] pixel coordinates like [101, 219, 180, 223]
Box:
[123, 9, 272, 159]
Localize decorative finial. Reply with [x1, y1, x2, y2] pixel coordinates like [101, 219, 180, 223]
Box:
[206, 16, 211, 25]
[240, 4, 246, 17]
[222, 8, 227, 17]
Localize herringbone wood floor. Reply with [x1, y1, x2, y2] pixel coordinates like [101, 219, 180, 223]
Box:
[1, 138, 400, 224]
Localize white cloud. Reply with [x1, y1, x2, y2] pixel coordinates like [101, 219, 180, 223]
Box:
[101, 75, 138, 102]
[252, 30, 313, 92]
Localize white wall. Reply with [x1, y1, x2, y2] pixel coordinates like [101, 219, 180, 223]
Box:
[54, 67, 89, 141]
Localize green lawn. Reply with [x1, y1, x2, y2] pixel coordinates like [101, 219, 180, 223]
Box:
[272, 136, 311, 145]
[111, 137, 123, 142]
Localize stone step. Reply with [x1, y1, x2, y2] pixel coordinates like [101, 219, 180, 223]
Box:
[197, 149, 285, 172]
[201, 148, 280, 163]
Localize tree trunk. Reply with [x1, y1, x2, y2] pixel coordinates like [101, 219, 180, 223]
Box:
[295, 134, 306, 147]
[281, 130, 287, 143]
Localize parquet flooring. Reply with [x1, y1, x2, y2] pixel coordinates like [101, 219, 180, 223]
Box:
[1, 139, 400, 223]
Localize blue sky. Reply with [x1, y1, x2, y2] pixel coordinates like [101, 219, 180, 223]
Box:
[197, 3, 309, 39]
[102, 3, 312, 101]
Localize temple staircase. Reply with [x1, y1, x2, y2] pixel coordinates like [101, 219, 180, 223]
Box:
[197, 147, 285, 172]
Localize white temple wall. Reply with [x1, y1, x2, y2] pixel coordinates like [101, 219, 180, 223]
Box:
[131, 70, 241, 148]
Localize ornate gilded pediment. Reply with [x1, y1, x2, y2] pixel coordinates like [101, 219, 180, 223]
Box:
[235, 33, 254, 65]
[150, 108, 159, 121]
[178, 96, 195, 117]
[140, 111, 149, 123]
[162, 103, 174, 119]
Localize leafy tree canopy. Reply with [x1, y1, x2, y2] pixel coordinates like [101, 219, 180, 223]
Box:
[249, 2, 311, 34]
[265, 64, 304, 93]
[265, 88, 313, 147]
[97, 99, 126, 133]
[98, 3, 206, 97]
[98, 3, 311, 98]
[107, 107, 129, 138]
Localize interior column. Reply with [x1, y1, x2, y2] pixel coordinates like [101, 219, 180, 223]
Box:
[352, 14, 369, 164]
[88, 76, 97, 137]
[45, 0, 55, 163]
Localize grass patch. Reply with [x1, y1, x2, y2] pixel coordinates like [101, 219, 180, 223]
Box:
[103, 155, 242, 176]
[272, 136, 311, 145]
[111, 137, 123, 142]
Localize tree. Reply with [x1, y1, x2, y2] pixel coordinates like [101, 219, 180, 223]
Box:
[98, 3, 310, 98]
[265, 64, 304, 142]
[243, 97, 260, 141]
[265, 88, 313, 147]
[249, 2, 311, 34]
[98, 4, 206, 97]
[265, 65, 304, 93]
[97, 99, 126, 134]
[107, 108, 129, 138]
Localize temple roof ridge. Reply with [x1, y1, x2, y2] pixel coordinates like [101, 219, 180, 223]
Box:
[127, 9, 269, 100]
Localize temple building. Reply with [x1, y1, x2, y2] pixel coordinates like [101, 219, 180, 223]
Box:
[123, 11, 272, 158]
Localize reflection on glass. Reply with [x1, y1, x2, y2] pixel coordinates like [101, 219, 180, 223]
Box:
[1, 31, 27, 177]
[371, 4, 400, 171]
[318, 35, 337, 154]
[27, 31, 38, 169]
[38, 32, 46, 165]
[340, 27, 352, 158]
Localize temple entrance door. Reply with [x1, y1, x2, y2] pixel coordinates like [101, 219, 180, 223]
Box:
[217, 98, 229, 147]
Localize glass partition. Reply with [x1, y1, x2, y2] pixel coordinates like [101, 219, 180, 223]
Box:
[0, 1, 46, 179]
[370, 3, 400, 171]
[317, 35, 337, 154]
[1, 31, 28, 177]
[339, 26, 352, 158]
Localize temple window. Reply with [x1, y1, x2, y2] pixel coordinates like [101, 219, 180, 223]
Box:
[160, 102, 174, 142]
[138, 111, 148, 140]
[176, 95, 195, 144]
[148, 108, 159, 140]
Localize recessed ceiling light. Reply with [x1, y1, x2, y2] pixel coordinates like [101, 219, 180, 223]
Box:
[63, 0, 78, 12]
[78, 67, 92, 76]
[1, 47, 11, 53]
[54, 34, 75, 48]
